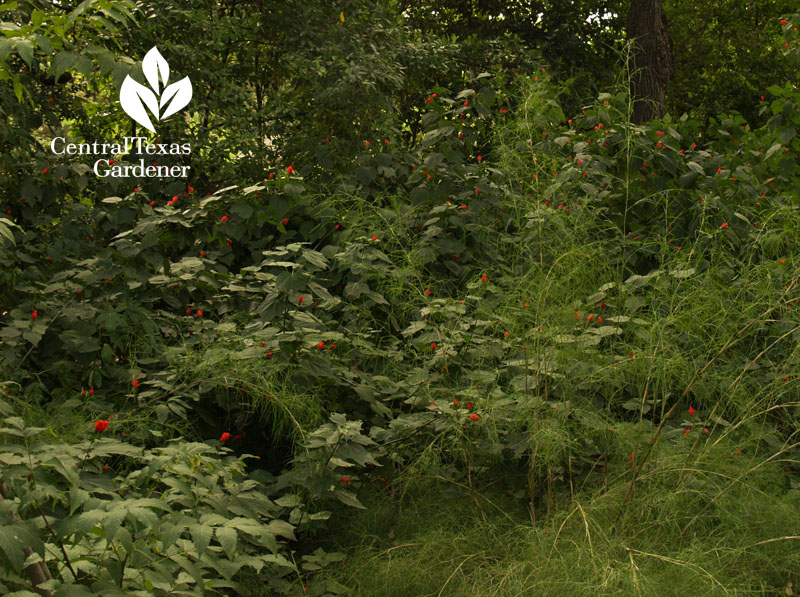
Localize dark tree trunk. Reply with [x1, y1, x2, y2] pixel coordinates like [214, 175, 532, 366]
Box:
[627, 0, 671, 123]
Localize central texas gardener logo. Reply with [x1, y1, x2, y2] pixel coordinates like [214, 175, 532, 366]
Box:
[120, 46, 192, 133]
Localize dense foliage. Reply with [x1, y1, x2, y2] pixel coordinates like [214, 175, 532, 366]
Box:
[1, 1, 800, 595]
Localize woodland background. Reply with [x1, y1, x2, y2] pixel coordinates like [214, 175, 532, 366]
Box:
[1, 1, 800, 595]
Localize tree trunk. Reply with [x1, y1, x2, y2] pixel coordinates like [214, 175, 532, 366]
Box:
[627, 0, 670, 123]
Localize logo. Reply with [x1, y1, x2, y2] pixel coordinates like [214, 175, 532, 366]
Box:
[119, 46, 192, 133]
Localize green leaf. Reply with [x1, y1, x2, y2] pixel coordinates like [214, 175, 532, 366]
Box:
[765, 142, 782, 160]
[265, 519, 295, 540]
[51, 50, 79, 79]
[215, 526, 237, 558]
[103, 505, 126, 543]
[14, 39, 33, 66]
[191, 523, 213, 557]
[332, 488, 366, 509]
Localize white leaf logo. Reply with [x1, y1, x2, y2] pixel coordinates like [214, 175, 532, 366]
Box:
[119, 47, 192, 133]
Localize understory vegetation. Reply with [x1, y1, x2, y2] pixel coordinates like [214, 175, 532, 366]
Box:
[1, 2, 800, 595]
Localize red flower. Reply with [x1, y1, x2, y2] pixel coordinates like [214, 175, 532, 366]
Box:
[481, 274, 487, 282]
[94, 419, 109, 433]
[466, 402, 473, 409]
[196, 310, 203, 318]
[220, 432, 231, 442]
[186, 308, 192, 315]
[689, 406, 695, 415]
[287, 165, 294, 174]
[220, 215, 228, 222]
[281, 218, 289, 224]
[477, 155, 482, 162]
[149, 201, 156, 206]
[89, 387, 94, 395]
[371, 234, 378, 240]
[317, 341, 325, 349]
[468, 413, 479, 422]
[684, 428, 690, 436]
[266, 350, 272, 358]
[226, 239, 232, 246]
[298, 296, 304, 304]
[503, 330, 509, 338]
[102, 465, 110, 471]
[200, 250, 206, 257]
[721, 222, 728, 229]
[132, 379, 139, 389]
[340, 476, 351, 483]
[31, 310, 38, 319]
[431, 342, 437, 351]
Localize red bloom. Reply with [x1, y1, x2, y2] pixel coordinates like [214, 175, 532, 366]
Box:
[340, 476, 351, 483]
[721, 222, 728, 229]
[431, 342, 437, 351]
[287, 165, 294, 174]
[281, 218, 289, 224]
[684, 428, 690, 436]
[94, 419, 109, 433]
[298, 296, 304, 304]
[371, 234, 378, 240]
[89, 387, 94, 395]
[186, 308, 192, 315]
[689, 406, 695, 415]
[132, 379, 139, 389]
[31, 310, 38, 319]
[196, 310, 203, 318]
[149, 201, 156, 206]
[503, 330, 509, 338]
[220, 432, 231, 442]
[220, 215, 228, 222]
[481, 274, 487, 282]
[200, 250, 206, 257]
[468, 413, 479, 422]
[317, 341, 325, 349]
[466, 402, 473, 409]
[102, 465, 110, 471]
[266, 350, 272, 358]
